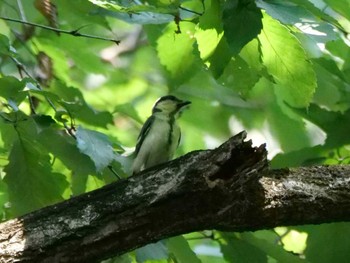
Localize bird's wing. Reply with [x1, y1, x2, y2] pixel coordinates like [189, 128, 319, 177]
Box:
[177, 129, 181, 147]
[134, 115, 154, 155]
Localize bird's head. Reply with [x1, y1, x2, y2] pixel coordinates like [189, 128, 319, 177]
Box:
[152, 95, 191, 118]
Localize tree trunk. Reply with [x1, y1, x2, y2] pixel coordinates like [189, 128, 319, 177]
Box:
[1, 131, 350, 263]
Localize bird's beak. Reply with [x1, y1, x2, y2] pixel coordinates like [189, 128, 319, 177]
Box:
[178, 100, 191, 109]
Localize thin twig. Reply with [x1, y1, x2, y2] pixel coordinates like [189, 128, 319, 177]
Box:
[0, 16, 121, 44]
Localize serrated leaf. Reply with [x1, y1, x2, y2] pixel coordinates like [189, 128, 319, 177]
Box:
[258, 13, 316, 107]
[167, 236, 201, 263]
[3, 114, 67, 216]
[76, 126, 115, 172]
[223, 0, 263, 55]
[155, 22, 201, 86]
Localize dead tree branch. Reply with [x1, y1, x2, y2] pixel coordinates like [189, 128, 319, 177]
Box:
[1, 131, 350, 263]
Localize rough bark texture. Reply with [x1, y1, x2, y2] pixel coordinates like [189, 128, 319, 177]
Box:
[1, 131, 350, 263]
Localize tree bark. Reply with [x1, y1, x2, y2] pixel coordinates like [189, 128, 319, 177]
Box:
[1, 131, 350, 263]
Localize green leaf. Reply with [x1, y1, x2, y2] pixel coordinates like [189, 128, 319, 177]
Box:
[32, 38, 71, 85]
[326, 39, 350, 82]
[256, 0, 315, 25]
[207, 37, 232, 78]
[47, 35, 110, 74]
[3, 113, 67, 216]
[0, 179, 9, 221]
[167, 236, 201, 263]
[38, 127, 96, 176]
[220, 233, 267, 263]
[195, 0, 223, 60]
[154, 22, 202, 86]
[91, 0, 175, 24]
[218, 55, 261, 97]
[312, 58, 349, 111]
[259, 13, 317, 107]
[223, 0, 263, 55]
[300, 223, 350, 263]
[232, 77, 325, 156]
[58, 0, 111, 28]
[292, 104, 350, 148]
[0, 76, 26, 105]
[323, 0, 350, 21]
[136, 241, 169, 262]
[51, 81, 113, 128]
[241, 232, 306, 263]
[0, 34, 9, 54]
[287, 0, 344, 30]
[0, 34, 16, 55]
[76, 126, 115, 172]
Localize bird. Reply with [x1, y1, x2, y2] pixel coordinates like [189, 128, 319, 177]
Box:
[132, 95, 191, 174]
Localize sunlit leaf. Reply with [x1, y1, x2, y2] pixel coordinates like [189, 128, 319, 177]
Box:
[259, 13, 316, 107]
[155, 22, 202, 86]
[195, 0, 223, 60]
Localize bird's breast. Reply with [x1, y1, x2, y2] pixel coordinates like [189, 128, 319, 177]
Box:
[142, 118, 180, 168]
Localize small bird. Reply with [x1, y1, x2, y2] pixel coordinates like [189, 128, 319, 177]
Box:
[132, 95, 191, 174]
